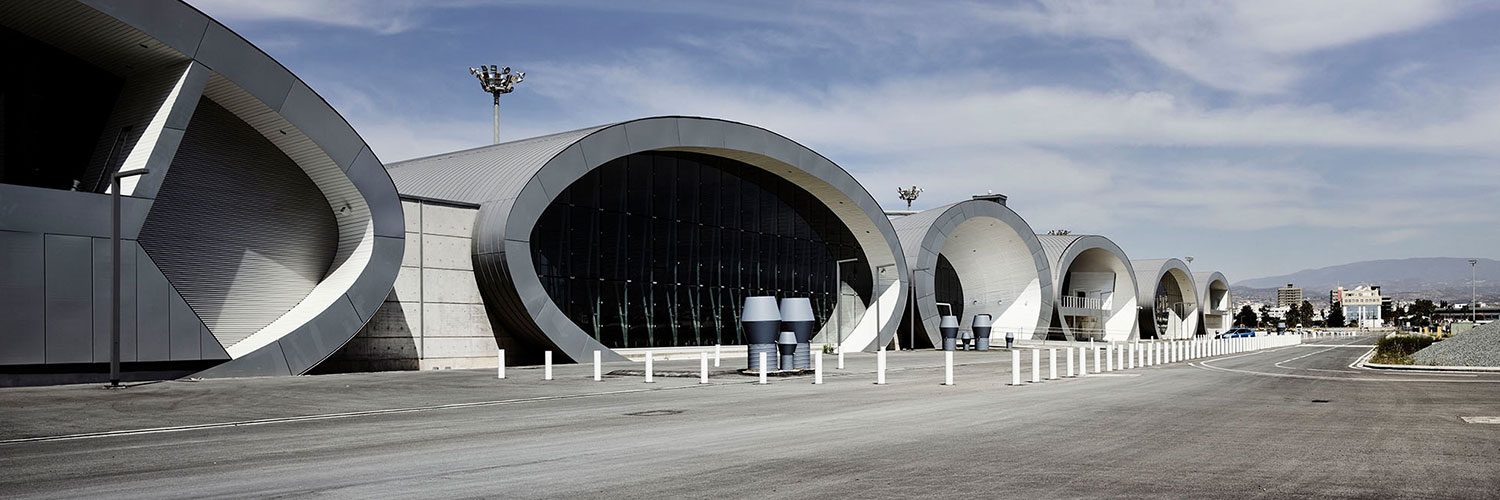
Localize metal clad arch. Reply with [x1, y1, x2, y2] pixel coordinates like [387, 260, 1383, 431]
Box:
[1132, 258, 1200, 340]
[1038, 234, 1139, 341]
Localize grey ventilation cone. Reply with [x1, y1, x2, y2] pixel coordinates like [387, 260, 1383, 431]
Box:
[960, 329, 974, 351]
[1005, 326, 1016, 349]
[777, 331, 797, 372]
[743, 296, 781, 372]
[973, 314, 993, 351]
[779, 297, 815, 369]
[939, 315, 961, 351]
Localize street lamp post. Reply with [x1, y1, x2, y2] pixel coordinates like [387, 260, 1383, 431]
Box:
[110, 168, 149, 388]
[468, 65, 525, 144]
[833, 258, 858, 353]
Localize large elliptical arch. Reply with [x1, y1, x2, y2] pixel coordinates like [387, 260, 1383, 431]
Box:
[1132, 259, 1200, 340]
[0, 0, 405, 378]
[1195, 271, 1230, 336]
[1038, 235, 1139, 341]
[892, 200, 1052, 347]
[388, 116, 907, 362]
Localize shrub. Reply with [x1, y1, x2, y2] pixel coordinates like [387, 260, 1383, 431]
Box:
[1370, 335, 1437, 365]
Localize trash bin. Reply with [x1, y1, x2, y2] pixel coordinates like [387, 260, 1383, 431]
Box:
[940, 315, 960, 351]
[777, 331, 797, 372]
[742, 296, 780, 372]
[973, 314, 993, 351]
[779, 297, 815, 370]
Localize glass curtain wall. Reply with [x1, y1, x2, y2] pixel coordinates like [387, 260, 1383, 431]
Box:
[531, 151, 869, 349]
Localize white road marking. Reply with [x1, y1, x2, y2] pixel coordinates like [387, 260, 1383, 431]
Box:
[1461, 416, 1500, 424]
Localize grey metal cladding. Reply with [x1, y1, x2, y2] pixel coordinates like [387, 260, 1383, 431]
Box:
[169, 289, 199, 360]
[200, 322, 229, 360]
[280, 81, 365, 170]
[80, 0, 210, 57]
[0, 231, 46, 365]
[623, 119, 679, 152]
[348, 147, 404, 238]
[126, 126, 188, 201]
[278, 297, 365, 374]
[135, 251, 172, 362]
[345, 235, 405, 321]
[164, 63, 212, 130]
[192, 22, 294, 110]
[386, 125, 606, 205]
[91, 238, 137, 362]
[139, 98, 338, 348]
[534, 144, 588, 199]
[193, 340, 290, 378]
[578, 125, 630, 167]
[675, 117, 726, 148]
[0, 184, 151, 240]
[44, 235, 94, 364]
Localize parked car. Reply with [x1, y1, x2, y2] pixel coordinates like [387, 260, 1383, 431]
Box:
[1215, 328, 1256, 339]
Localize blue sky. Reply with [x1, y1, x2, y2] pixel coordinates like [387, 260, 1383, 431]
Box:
[190, 0, 1500, 282]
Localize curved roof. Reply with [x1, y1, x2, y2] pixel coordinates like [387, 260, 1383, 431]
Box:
[1194, 271, 1229, 304]
[1036, 234, 1136, 293]
[892, 200, 1052, 343]
[391, 116, 908, 359]
[1132, 258, 1199, 305]
[13, 0, 408, 377]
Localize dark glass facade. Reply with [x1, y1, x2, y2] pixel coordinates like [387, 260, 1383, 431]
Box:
[934, 254, 965, 321]
[0, 26, 123, 190]
[531, 151, 870, 349]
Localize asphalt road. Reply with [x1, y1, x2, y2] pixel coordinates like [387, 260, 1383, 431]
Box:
[2, 335, 1497, 499]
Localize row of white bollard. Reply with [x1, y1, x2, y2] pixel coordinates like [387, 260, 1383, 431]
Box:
[492, 334, 1305, 386]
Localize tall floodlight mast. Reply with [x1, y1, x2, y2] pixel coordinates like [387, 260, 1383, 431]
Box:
[469, 65, 525, 144]
[897, 185, 923, 209]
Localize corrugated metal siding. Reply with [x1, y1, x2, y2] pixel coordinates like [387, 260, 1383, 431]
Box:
[0, 2, 188, 78]
[385, 125, 610, 205]
[138, 98, 338, 348]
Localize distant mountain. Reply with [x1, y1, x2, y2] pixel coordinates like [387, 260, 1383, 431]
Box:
[1235, 257, 1500, 303]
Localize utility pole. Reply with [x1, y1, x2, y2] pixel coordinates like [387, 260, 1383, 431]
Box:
[469, 65, 525, 144]
[1470, 259, 1478, 323]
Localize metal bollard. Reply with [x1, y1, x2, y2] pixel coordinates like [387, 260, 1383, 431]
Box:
[497, 349, 506, 379]
[759, 352, 768, 385]
[644, 351, 653, 383]
[594, 350, 602, 381]
[876, 348, 887, 385]
[814, 351, 823, 385]
[1049, 348, 1058, 380]
[544, 350, 553, 380]
[1011, 349, 1022, 386]
[944, 351, 954, 386]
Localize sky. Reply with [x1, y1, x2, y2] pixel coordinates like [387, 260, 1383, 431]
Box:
[188, 0, 1500, 282]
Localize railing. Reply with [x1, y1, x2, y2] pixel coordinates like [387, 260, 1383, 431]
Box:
[1059, 295, 1104, 310]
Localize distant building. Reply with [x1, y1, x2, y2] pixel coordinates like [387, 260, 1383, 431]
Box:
[1266, 306, 1290, 321]
[1276, 283, 1304, 309]
[1337, 286, 1384, 328]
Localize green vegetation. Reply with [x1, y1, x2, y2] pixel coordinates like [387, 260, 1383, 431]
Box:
[1369, 334, 1438, 365]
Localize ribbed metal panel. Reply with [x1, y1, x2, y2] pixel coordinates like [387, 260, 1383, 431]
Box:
[138, 98, 338, 348]
[0, 2, 188, 78]
[386, 125, 609, 205]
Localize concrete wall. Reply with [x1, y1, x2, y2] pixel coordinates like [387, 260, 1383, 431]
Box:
[318, 199, 504, 372]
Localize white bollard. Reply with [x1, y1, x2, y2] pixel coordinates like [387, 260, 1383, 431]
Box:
[1094, 345, 1102, 373]
[1066, 347, 1075, 377]
[944, 351, 954, 386]
[838, 348, 845, 370]
[1127, 343, 1135, 369]
[644, 350, 654, 383]
[544, 350, 553, 380]
[876, 348, 887, 385]
[1032, 349, 1041, 383]
[1078, 346, 1087, 376]
[1048, 348, 1058, 380]
[699, 352, 709, 384]
[593, 350, 602, 381]
[1106, 344, 1115, 371]
[814, 351, 823, 385]
[1011, 349, 1022, 386]
[759, 352, 769, 385]
[497, 349, 506, 379]
[714, 344, 721, 367]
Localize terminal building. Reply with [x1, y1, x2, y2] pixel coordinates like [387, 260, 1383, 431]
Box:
[1195, 271, 1231, 337]
[1, 0, 1228, 385]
